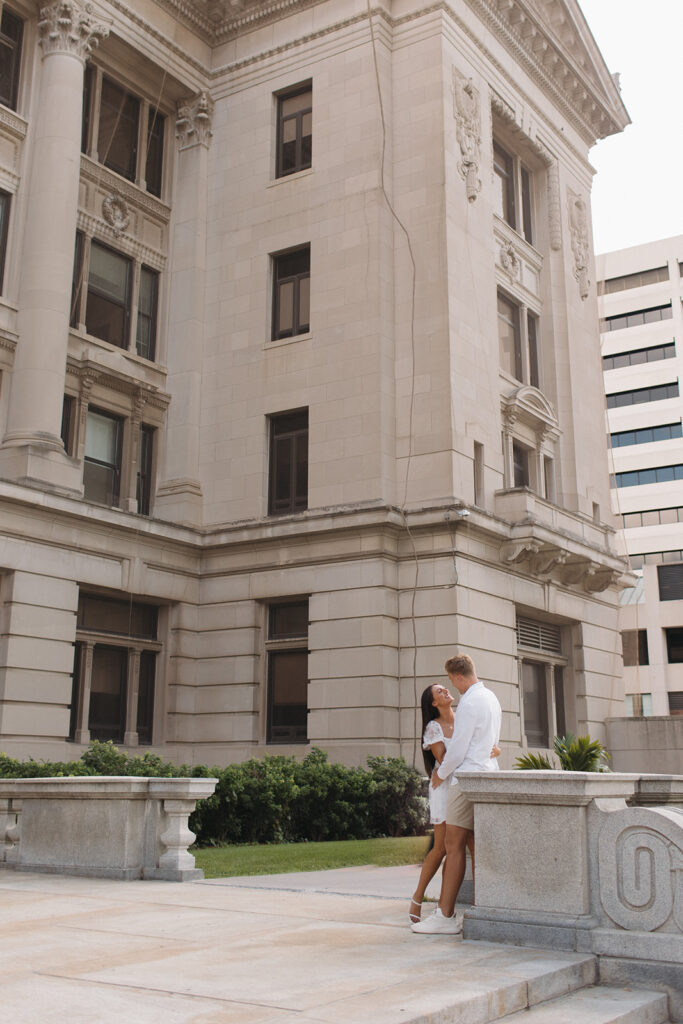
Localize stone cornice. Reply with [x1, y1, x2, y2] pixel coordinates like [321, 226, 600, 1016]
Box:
[137, 1, 628, 142]
[0, 105, 27, 142]
[66, 356, 171, 409]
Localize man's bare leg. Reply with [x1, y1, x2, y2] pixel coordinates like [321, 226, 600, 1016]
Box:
[439, 825, 472, 917]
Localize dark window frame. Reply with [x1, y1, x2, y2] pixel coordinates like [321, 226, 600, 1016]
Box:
[81, 67, 166, 199]
[70, 593, 160, 745]
[272, 245, 310, 340]
[136, 264, 159, 361]
[0, 7, 23, 112]
[136, 423, 155, 516]
[603, 342, 676, 370]
[276, 83, 312, 178]
[0, 187, 11, 294]
[265, 599, 309, 744]
[493, 138, 534, 245]
[268, 409, 309, 516]
[85, 238, 133, 350]
[606, 381, 679, 409]
[622, 629, 649, 667]
[83, 406, 123, 507]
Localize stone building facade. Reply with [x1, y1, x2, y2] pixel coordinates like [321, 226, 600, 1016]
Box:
[0, 0, 629, 768]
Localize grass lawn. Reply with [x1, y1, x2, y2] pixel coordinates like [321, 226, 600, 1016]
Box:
[194, 835, 431, 879]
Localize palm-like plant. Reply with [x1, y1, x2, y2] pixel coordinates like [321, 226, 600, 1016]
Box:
[553, 733, 610, 772]
[513, 751, 556, 770]
[514, 733, 610, 772]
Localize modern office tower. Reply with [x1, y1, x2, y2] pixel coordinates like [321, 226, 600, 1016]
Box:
[0, 0, 629, 767]
[599, 236, 683, 720]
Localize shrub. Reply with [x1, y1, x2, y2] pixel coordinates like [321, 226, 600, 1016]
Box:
[0, 742, 428, 846]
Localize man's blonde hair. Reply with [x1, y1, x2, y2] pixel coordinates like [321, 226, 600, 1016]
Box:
[444, 653, 476, 678]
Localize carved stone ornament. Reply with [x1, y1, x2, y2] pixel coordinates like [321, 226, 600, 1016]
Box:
[499, 242, 521, 280]
[567, 189, 591, 300]
[598, 805, 683, 933]
[176, 92, 214, 149]
[453, 69, 481, 202]
[102, 191, 130, 237]
[38, 1, 109, 61]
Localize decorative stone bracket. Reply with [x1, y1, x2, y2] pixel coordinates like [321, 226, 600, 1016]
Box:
[501, 537, 623, 592]
[0, 777, 217, 881]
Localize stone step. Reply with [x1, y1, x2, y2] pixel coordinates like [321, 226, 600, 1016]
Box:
[499, 985, 670, 1024]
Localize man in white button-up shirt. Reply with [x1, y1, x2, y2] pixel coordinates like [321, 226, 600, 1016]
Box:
[412, 653, 501, 934]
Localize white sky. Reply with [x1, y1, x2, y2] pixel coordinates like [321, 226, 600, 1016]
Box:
[576, 0, 683, 256]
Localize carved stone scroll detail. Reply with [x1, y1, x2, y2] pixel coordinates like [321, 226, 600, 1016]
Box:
[567, 189, 591, 299]
[453, 69, 481, 202]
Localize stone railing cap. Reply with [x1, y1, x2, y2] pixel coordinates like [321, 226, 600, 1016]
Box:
[0, 777, 218, 799]
[455, 770, 641, 804]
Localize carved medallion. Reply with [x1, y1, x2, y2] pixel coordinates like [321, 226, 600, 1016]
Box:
[102, 191, 130, 236]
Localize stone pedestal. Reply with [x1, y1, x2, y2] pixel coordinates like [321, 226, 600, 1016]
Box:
[0, 776, 217, 881]
[457, 770, 683, 1018]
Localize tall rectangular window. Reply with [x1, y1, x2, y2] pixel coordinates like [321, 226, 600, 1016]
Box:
[522, 660, 549, 748]
[498, 292, 522, 380]
[272, 246, 310, 340]
[527, 312, 539, 389]
[0, 188, 10, 294]
[493, 139, 533, 244]
[98, 76, 139, 182]
[83, 408, 123, 507]
[0, 8, 23, 111]
[136, 424, 154, 516]
[61, 395, 76, 456]
[473, 442, 484, 506]
[266, 600, 309, 743]
[665, 628, 683, 664]
[70, 594, 159, 745]
[622, 629, 649, 667]
[145, 107, 164, 197]
[136, 266, 159, 360]
[82, 68, 165, 198]
[269, 410, 308, 515]
[512, 440, 530, 488]
[276, 84, 312, 177]
[86, 241, 132, 349]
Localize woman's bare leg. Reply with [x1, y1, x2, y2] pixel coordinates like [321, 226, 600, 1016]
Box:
[410, 823, 446, 921]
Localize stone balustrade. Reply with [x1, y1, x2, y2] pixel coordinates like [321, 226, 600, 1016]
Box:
[0, 776, 217, 881]
[457, 770, 683, 1019]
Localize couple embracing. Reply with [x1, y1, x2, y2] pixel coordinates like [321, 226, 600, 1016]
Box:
[410, 653, 502, 934]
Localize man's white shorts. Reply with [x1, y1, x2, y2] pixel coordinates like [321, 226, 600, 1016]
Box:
[446, 784, 474, 830]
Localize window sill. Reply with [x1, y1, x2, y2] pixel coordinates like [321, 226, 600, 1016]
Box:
[266, 167, 313, 188]
[266, 332, 312, 349]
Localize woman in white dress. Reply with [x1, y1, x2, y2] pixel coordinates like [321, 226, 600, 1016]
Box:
[409, 681, 500, 923]
[409, 681, 455, 923]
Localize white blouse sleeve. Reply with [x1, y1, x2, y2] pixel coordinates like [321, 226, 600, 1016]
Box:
[422, 720, 444, 749]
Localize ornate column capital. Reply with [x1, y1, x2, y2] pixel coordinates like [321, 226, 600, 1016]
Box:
[176, 92, 214, 150]
[38, 1, 109, 62]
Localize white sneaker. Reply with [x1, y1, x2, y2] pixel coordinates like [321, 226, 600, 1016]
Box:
[411, 908, 463, 934]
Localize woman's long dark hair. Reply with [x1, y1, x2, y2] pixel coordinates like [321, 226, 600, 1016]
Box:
[420, 684, 440, 775]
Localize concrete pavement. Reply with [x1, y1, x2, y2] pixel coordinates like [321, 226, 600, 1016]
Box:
[0, 866, 668, 1024]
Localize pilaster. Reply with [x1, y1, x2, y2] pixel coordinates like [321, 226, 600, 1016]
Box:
[155, 91, 213, 527]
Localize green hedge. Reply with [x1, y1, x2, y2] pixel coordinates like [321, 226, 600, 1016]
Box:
[0, 741, 427, 845]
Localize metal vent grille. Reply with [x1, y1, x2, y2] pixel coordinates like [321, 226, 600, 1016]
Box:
[516, 617, 562, 655]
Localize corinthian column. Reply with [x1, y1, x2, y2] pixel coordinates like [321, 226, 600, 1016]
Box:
[0, 1, 108, 493]
[154, 92, 213, 527]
